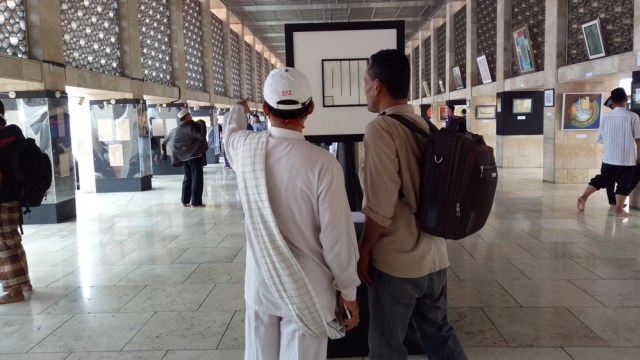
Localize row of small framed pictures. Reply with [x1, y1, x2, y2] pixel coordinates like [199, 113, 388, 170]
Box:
[423, 18, 606, 95]
[474, 92, 605, 131]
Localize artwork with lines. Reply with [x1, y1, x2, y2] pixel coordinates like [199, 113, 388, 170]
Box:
[322, 59, 368, 107]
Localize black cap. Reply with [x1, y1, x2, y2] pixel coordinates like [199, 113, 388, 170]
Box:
[610, 87, 628, 103]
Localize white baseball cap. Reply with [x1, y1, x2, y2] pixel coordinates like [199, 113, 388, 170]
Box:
[177, 108, 190, 118]
[263, 67, 312, 110]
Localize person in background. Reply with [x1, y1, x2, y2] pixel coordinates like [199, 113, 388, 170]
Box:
[0, 99, 33, 305]
[224, 68, 360, 360]
[358, 49, 467, 360]
[162, 109, 207, 207]
[578, 88, 640, 217]
[196, 119, 208, 166]
[251, 113, 267, 131]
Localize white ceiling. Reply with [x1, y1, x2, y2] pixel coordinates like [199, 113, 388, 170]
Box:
[219, 0, 446, 61]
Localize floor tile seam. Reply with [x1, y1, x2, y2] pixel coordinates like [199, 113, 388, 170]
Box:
[25, 313, 77, 353]
[214, 310, 240, 350]
[113, 264, 144, 286]
[114, 284, 150, 313]
[478, 307, 511, 346]
[119, 311, 158, 352]
[564, 306, 611, 346]
[195, 283, 218, 312]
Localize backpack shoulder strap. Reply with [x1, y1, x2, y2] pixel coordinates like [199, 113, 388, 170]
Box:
[384, 113, 437, 136]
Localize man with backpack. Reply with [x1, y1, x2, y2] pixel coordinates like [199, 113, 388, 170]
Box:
[357, 49, 467, 359]
[0, 100, 33, 305]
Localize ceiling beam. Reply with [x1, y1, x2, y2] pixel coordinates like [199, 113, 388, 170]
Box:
[229, 1, 434, 12]
[253, 18, 423, 26]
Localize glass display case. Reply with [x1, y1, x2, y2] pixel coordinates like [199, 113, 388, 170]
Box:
[0, 91, 76, 223]
[147, 104, 187, 175]
[90, 99, 152, 192]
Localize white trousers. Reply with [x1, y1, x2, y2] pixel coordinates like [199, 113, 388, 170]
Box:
[245, 304, 328, 360]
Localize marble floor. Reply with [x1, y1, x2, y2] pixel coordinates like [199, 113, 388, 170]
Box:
[2, 165, 640, 360]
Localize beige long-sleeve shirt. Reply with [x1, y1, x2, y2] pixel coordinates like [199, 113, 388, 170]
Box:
[359, 104, 449, 278]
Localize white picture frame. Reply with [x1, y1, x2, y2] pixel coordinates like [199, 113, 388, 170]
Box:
[476, 54, 492, 84]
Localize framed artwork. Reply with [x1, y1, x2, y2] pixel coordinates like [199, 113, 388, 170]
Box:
[497, 97, 501, 112]
[512, 25, 536, 74]
[476, 55, 492, 84]
[544, 89, 555, 107]
[438, 105, 449, 121]
[581, 19, 606, 60]
[321, 58, 368, 107]
[422, 81, 431, 97]
[562, 93, 603, 130]
[452, 66, 464, 90]
[454, 105, 466, 117]
[438, 79, 445, 93]
[512, 98, 533, 114]
[631, 82, 640, 111]
[476, 105, 496, 119]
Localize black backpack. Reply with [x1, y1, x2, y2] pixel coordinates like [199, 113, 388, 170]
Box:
[386, 114, 498, 240]
[1, 129, 53, 233]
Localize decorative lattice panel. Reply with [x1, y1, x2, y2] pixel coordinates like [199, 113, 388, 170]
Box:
[61, 0, 122, 75]
[423, 36, 431, 97]
[511, 0, 545, 76]
[0, 0, 28, 58]
[255, 50, 263, 102]
[454, 6, 466, 87]
[436, 23, 446, 94]
[567, 0, 634, 65]
[477, 0, 497, 86]
[244, 41, 254, 101]
[138, 0, 172, 86]
[212, 13, 225, 96]
[230, 31, 241, 99]
[412, 46, 419, 100]
[182, 0, 204, 91]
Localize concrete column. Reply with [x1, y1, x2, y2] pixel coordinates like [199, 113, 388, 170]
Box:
[201, 1, 215, 101]
[431, 18, 444, 95]
[466, 0, 478, 89]
[635, 0, 640, 51]
[543, 0, 568, 182]
[169, 0, 187, 99]
[496, 0, 511, 85]
[118, 0, 144, 99]
[24, 0, 66, 91]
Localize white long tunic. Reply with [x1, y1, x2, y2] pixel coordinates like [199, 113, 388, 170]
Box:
[224, 104, 360, 321]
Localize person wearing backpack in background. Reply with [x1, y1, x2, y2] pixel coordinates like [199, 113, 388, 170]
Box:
[357, 49, 467, 360]
[0, 100, 33, 305]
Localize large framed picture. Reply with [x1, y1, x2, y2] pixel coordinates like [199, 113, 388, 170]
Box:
[581, 19, 606, 60]
[512, 25, 536, 74]
[476, 55, 492, 84]
[476, 105, 496, 119]
[438, 79, 445, 93]
[452, 66, 464, 90]
[562, 93, 603, 130]
[512, 98, 533, 114]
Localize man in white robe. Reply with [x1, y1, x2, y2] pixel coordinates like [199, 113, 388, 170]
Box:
[224, 67, 360, 360]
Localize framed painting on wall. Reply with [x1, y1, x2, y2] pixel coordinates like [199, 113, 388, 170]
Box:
[476, 105, 496, 119]
[452, 66, 464, 90]
[422, 81, 431, 97]
[438, 79, 445, 93]
[544, 88, 555, 107]
[581, 19, 606, 60]
[438, 105, 448, 121]
[562, 93, 603, 130]
[512, 98, 533, 114]
[476, 54, 492, 84]
[512, 25, 536, 74]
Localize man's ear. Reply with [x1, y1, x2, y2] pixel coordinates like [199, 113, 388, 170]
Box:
[374, 79, 383, 95]
[262, 102, 270, 116]
[307, 100, 315, 115]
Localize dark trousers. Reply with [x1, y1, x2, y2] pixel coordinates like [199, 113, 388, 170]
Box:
[181, 157, 204, 205]
[592, 163, 638, 201]
[368, 267, 467, 360]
